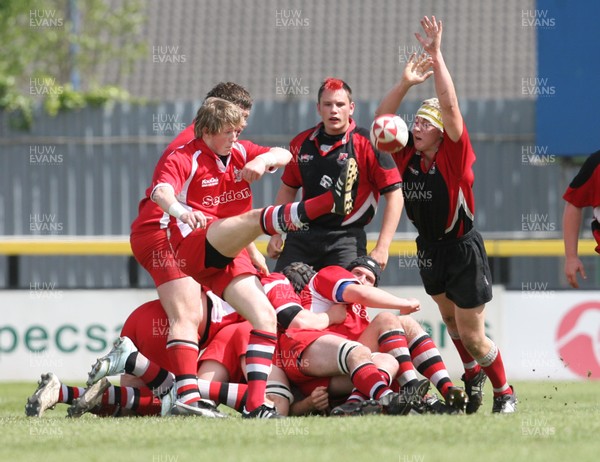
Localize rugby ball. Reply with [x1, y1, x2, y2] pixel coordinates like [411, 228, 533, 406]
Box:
[370, 114, 408, 153]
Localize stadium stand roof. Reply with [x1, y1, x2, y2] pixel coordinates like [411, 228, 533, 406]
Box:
[102, 0, 536, 102]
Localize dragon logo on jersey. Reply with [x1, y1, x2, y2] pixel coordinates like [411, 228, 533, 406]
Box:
[233, 166, 243, 183]
[336, 152, 349, 166]
[320, 175, 333, 190]
[408, 166, 419, 176]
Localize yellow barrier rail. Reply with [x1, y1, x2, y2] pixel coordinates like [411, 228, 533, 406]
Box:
[0, 236, 596, 257]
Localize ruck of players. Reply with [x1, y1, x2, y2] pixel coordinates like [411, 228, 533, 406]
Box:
[25, 16, 519, 421]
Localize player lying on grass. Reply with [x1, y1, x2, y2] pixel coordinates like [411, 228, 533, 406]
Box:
[277, 257, 469, 415]
[267, 260, 433, 415]
[24, 279, 347, 418]
[24, 291, 247, 418]
[24, 323, 292, 418]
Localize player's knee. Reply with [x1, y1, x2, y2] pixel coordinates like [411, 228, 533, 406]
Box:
[372, 311, 400, 327]
[441, 314, 457, 331]
[251, 306, 277, 332]
[341, 342, 371, 374]
[371, 352, 399, 379]
[245, 208, 264, 223]
[399, 316, 424, 339]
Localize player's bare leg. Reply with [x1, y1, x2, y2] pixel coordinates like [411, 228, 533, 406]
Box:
[298, 335, 410, 414]
[157, 278, 203, 344]
[263, 365, 294, 417]
[433, 292, 485, 413]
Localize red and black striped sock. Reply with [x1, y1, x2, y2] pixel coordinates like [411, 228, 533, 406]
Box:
[260, 203, 306, 235]
[347, 388, 369, 403]
[259, 194, 335, 235]
[125, 351, 174, 397]
[197, 378, 247, 413]
[350, 362, 393, 400]
[244, 329, 277, 412]
[301, 193, 335, 219]
[99, 385, 160, 416]
[166, 339, 201, 405]
[346, 368, 390, 403]
[58, 384, 85, 404]
[409, 334, 453, 398]
[377, 329, 419, 387]
[91, 386, 131, 417]
[378, 368, 393, 386]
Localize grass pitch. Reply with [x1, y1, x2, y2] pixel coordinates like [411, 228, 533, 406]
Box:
[1, 380, 598, 462]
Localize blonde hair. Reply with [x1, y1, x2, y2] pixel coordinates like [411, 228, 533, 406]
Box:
[194, 97, 243, 138]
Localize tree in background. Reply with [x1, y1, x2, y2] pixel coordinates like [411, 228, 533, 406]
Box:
[0, 0, 147, 128]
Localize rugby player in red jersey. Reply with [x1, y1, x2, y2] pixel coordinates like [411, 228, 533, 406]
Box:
[563, 150, 600, 288]
[149, 97, 357, 417]
[277, 257, 467, 415]
[267, 77, 404, 271]
[377, 16, 516, 413]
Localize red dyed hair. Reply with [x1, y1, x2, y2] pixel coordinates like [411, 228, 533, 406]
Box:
[318, 77, 352, 103]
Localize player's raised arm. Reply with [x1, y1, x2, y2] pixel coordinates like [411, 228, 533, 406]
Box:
[415, 15, 462, 142]
[375, 53, 433, 117]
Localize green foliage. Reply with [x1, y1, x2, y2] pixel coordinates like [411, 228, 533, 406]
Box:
[0, 76, 34, 130]
[42, 82, 133, 116]
[0, 0, 147, 130]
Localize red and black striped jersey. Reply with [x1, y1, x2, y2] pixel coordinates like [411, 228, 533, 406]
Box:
[563, 150, 600, 208]
[393, 122, 476, 241]
[282, 119, 402, 229]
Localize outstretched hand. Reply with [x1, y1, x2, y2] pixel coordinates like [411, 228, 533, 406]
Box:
[398, 297, 421, 315]
[415, 15, 442, 56]
[402, 53, 434, 87]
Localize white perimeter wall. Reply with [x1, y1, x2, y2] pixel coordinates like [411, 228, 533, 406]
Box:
[1, 287, 599, 382]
